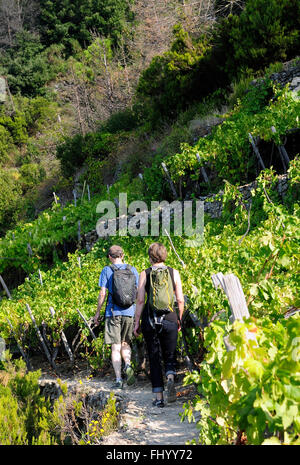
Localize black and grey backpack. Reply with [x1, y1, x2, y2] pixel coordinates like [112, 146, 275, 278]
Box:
[110, 264, 137, 308]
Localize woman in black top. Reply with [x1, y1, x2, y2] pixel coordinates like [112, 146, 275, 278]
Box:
[134, 243, 185, 407]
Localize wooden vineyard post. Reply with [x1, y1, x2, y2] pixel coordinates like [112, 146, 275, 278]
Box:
[161, 162, 178, 199]
[81, 180, 86, 201]
[73, 189, 77, 207]
[211, 272, 250, 322]
[76, 308, 96, 340]
[196, 153, 210, 185]
[38, 269, 43, 286]
[271, 126, 290, 172]
[6, 318, 32, 371]
[27, 243, 33, 257]
[72, 329, 83, 354]
[279, 145, 290, 168]
[164, 228, 186, 268]
[77, 221, 81, 242]
[26, 304, 57, 372]
[211, 272, 256, 351]
[53, 192, 58, 204]
[0, 274, 12, 299]
[87, 184, 91, 202]
[62, 216, 67, 257]
[249, 133, 266, 170]
[49, 307, 74, 365]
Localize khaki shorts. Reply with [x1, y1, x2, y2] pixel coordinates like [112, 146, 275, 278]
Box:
[104, 316, 134, 345]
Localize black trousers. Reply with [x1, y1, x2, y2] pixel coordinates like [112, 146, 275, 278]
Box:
[142, 318, 178, 393]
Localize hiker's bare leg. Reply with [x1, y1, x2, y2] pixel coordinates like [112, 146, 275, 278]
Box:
[121, 341, 136, 385]
[121, 341, 131, 366]
[111, 343, 122, 380]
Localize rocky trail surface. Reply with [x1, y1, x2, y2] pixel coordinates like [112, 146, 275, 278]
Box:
[100, 375, 198, 445]
[38, 360, 199, 446]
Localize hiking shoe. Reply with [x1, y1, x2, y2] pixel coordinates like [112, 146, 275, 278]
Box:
[125, 364, 136, 386]
[167, 378, 176, 403]
[152, 399, 164, 408]
[111, 380, 123, 390]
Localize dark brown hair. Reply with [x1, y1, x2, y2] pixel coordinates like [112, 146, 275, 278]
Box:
[148, 243, 167, 264]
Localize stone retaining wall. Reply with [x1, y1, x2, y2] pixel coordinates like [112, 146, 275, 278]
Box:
[269, 59, 300, 93]
[80, 173, 289, 251]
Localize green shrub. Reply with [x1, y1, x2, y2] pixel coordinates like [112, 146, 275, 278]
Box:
[0, 126, 13, 165]
[57, 130, 129, 178]
[83, 392, 119, 444]
[0, 384, 28, 445]
[2, 111, 29, 146]
[20, 163, 46, 192]
[216, 0, 300, 81]
[0, 32, 56, 98]
[135, 25, 227, 126]
[182, 314, 300, 445]
[82, 158, 109, 193]
[0, 356, 66, 445]
[0, 169, 23, 235]
[228, 75, 257, 109]
[39, 0, 135, 54]
[22, 95, 60, 134]
[135, 0, 299, 125]
[0, 95, 59, 168]
[101, 108, 139, 134]
[56, 132, 108, 177]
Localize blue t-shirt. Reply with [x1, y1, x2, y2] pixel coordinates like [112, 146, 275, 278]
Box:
[99, 264, 139, 318]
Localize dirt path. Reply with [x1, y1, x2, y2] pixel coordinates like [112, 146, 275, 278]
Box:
[99, 376, 198, 445]
[40, 364, 199, 446]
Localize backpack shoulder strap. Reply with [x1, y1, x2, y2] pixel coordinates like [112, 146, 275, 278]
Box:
[167, 266, 176, 291]
[145, 267, 151, 292]
[110, 264, 118, 272]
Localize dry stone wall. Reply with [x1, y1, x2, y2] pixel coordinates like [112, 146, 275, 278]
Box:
[269, 59, 300, 94]
[80, 174, 289, 251]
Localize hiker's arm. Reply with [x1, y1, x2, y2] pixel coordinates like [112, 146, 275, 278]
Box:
[94, 287, 107, 324]
[174, 270, 184, 330]
[134, 270, 146, 337]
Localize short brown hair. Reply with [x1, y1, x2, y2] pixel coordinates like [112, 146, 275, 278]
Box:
[107, 245, 124, 259]
[148, 243, 167, 264]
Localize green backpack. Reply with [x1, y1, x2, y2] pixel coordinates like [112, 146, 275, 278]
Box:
[149, 266, 174, 317]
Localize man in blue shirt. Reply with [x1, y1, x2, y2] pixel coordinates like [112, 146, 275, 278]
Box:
[94, 245, 139, 390]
